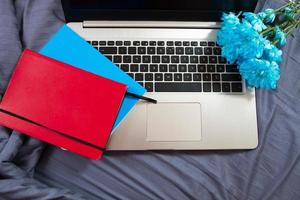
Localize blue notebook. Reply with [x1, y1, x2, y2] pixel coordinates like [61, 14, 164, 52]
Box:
[39, 24, 146, 130]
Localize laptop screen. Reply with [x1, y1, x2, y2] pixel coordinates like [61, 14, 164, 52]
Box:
[62, 0, 258, 22]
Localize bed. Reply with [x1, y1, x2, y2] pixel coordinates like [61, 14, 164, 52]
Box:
[0, 0, 300, 199]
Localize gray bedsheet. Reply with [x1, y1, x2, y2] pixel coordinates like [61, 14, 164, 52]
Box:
[1, 0, 300, 199]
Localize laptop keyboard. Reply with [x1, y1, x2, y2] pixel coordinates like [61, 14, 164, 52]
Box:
[88, 40, 243, 93]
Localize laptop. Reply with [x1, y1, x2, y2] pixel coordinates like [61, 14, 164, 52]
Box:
[62, 0, 258, 150]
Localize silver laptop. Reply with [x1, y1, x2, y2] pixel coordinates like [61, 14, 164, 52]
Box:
[62, 0, 258, 150]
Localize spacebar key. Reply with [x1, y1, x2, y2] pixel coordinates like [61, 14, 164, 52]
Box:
[155, 82, 202, 92]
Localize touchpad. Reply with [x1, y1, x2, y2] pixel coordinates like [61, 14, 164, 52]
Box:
[146, 102, 202, 142]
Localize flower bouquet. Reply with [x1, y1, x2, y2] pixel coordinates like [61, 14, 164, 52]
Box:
[217, 0, 300, 89]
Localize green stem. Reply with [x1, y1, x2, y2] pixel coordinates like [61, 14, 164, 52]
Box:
[274, 1, 294, 13]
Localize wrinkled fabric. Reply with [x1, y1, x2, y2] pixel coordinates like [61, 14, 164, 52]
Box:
[0, 0, 86, 199]
[1, 0, 300, 200]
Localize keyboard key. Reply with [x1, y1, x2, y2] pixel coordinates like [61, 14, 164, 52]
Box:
[200, 56, 208, 63]
[183, 41, 190, 46]
[133, 41, 140, 46]
[128, 47, 137, 54]
[123, 56, 131, 63]
[184, 73, 192, 81]
[213, 83, 221, 92]
[176, 47, 184, 54]
[133, 56, 141, 63]
[203, 83, 211, 92]
[185, 47, 193, 54]
[140, 64, 149, 72]
[193, 73, 201, 81]
[157, 47, 165, 54]
[204, 47, 212, 55]
[207, 65, 215, 72]
[145, 82, 154, 92]
[155, 73, 163, 81]
[164, 73, 173, 81]
[179, 65, 187, 72]
[86, 41, 91, 44]
[99, 41, 106, 45]
[145, 73, 154, 81]
[208, 41, 215, 46]
[216, 65, 225, 72]
[150, 64, 158, 72]
[191, 41, 198, 46]
[141, 41, 148, 46]
[226, 65, 239, 72]
[99, 47, 117, 54]
[218, 56, 227, 64]
[130, 64, 139, 72]
[222, 74, 242, 81]
[222, 83, 231, 92]
[200, 41, 207, 46]
[135, 73, 144, 81]
[181, 56, 189, 63]
[152, 56, 160, 63]
[124, 41, 131, 46]
[197, 64, 206, 72]
[209, 56, 218, 64]
[169, 65, 177, 72]
[166, 47, 175, 54]
[174, 73, 183, 81]
[158, 41, 165, 46]
[142, 56, 151, 63]
[119, 47, 127, 54]
[113, 56, 122, 63]
[107, 41, 114, 46]
[159, 64, 168, 72]
[94, 46, 98, 50]
[150, 41, 156, 46]
[138, 47, 146, 54]
[147, 47, 156, 54]
[188, 65, 197, 72]
[190, 56, 198, 63]
[213, 47, 221, 55]
[156, 82, 202, 92]
[175, 41, 182, 46]
[167, 41, 174, 46]
[120, 64, 129, 72]
[203, 73, 211, 81]
[92, 41, 98, 45]
[127, 73, 134, 79]
[195, 47, 203, 55]
[231, 83, 243, 92]
[138, 82, 144, 87]
[212, 74, 221, 81]
[171, 56, 179, 63]
[106, 55, 113, 61]
[116, 41, 123, 46]
[162, 56, 170, 63]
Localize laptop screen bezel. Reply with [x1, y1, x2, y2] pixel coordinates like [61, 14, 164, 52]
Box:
[61, 0, 258, 22]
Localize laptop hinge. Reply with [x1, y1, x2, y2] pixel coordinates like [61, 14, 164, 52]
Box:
[83, 21, 220, 29]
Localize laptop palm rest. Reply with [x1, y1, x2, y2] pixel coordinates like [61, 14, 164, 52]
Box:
[146, 102, 202, 142]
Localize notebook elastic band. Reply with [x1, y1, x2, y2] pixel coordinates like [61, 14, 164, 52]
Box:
[0, 108, 105, 152]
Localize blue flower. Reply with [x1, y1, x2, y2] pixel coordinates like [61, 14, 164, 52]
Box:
[284, 7, 295, 19]
[263, 9, 276, 23]
[243, 12, 267, 32]
[239, 58, 280, 89]
[237, 20, 267, 60]
[262, 42, 282, 63]
[274, 26, 287, 46]
[221, 12, 240, 27]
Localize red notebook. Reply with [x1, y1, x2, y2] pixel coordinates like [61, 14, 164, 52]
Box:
[0, 49, 127, 159]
